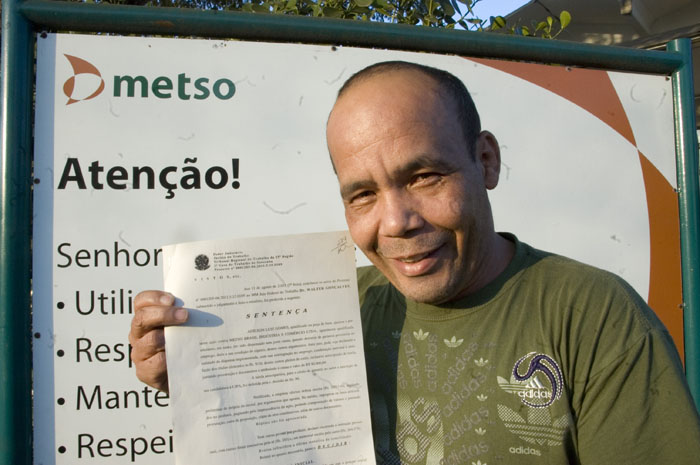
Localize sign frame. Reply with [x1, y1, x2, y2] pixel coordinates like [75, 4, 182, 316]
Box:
[1, 2, 698, 465]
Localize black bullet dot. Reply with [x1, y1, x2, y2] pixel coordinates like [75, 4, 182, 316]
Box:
[57, 398, 65, 405]
[57, 302, 65, 309]
[58, 446, 66, 453]
[33, 178, 40, 184]
[34, 332, 41, 339]
[57, 350, 64, 357]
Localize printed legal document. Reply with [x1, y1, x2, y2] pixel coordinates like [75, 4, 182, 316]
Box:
[163, 231, 376, 465]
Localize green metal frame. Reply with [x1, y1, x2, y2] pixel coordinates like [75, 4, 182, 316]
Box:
[1, 1, 35, 465]
[668, 39, 700, 402]
[1, 1, 698, 464]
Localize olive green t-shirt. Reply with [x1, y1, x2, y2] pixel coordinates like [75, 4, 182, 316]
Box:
[358, 235, 700, 464]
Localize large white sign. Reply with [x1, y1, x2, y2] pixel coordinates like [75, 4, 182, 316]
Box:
[33, 33, 678, 464]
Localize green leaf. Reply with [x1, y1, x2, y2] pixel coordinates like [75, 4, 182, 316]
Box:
[521, 25, 530, 36]
[535, 21, 547, 31]
[492, 15, 506, 28]
[546, 16, 553, 27]
[322, 5, 344, 16]
[437, 0, 455, 17]
[560, 10, 571, 29]
[420, 0, 435, 13]
[355, 0, 373, 7]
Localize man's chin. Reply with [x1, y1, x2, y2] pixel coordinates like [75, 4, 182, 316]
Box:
[388, 274, 461, 305]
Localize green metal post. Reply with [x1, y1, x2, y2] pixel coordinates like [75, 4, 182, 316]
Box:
[668, 38, 700, 408]
[0, 0, 35, 464]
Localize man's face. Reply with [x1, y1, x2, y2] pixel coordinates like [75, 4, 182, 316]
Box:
[327, 69, 502, 304]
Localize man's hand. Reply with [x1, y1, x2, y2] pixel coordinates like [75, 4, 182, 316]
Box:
[129, 290, 188, 393]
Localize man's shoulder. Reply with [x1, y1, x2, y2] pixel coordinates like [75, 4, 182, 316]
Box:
[516, 239, 668, 341]
[517, 240, 637, 298]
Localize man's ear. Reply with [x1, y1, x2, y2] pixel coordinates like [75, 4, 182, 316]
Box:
[475, 131, 501, 190]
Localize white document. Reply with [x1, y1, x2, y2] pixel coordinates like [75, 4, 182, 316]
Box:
[163, 231, 376, 465]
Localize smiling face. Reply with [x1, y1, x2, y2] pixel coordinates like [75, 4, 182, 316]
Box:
[327, 68, 509, 304]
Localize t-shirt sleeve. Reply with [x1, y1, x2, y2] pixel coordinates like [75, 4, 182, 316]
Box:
[576, 325, 700, 464]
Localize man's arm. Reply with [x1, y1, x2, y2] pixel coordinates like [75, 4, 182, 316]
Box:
[128, 290, 188, 393]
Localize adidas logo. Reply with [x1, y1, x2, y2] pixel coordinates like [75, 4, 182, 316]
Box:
[521, 377, 552, 400]
[511, 352, 563, 408]
[497, 375, 552, 401]
[413, 329, 429, 340]
[496, 403, 569, 447]
[509, 446, 541, 456]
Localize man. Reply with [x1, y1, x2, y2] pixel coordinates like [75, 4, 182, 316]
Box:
[130, 61, 700, 464]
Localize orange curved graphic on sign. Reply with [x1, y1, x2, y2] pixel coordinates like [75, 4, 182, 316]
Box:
[469, 57, 684, 358]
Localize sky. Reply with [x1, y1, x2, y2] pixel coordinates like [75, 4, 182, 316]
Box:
[467, 0, 531, 26]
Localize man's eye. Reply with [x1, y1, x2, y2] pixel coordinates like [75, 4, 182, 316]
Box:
[351, 191, 375, 204]
[412, 173, 441, 185]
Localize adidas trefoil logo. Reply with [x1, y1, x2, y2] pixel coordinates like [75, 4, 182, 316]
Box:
[475, 427, 486, 435]
[444, 336, 464, 348]
[474, 357, 489, 367]
[413, 329, 429, 340]
[497, 403, 569, 447]
[476, 394, 488, 401]
[392, 330, 401, 339]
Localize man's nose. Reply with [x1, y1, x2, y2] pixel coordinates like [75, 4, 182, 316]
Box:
[378, 191, 423, 237]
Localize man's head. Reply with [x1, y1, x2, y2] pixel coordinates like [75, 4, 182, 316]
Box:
[327, 61, 511, 304]
[336, 61, 482, 155]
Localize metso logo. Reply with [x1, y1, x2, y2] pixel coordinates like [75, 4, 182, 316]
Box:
[63, 54, 105, 105]
[62, 54, 235, 104]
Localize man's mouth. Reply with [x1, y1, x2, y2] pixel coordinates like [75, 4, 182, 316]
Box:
[380, 243, 445, 277]
[396, 250, 433, 263]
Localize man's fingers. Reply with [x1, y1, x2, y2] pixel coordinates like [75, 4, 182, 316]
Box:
[130, 327, 166, 362]
[129, 290, 184, 393]
[130, 294, 188, 340]
[134, 350, 169, 393]
[131, 305, 188, 338]
[133, 290, 175, 310]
